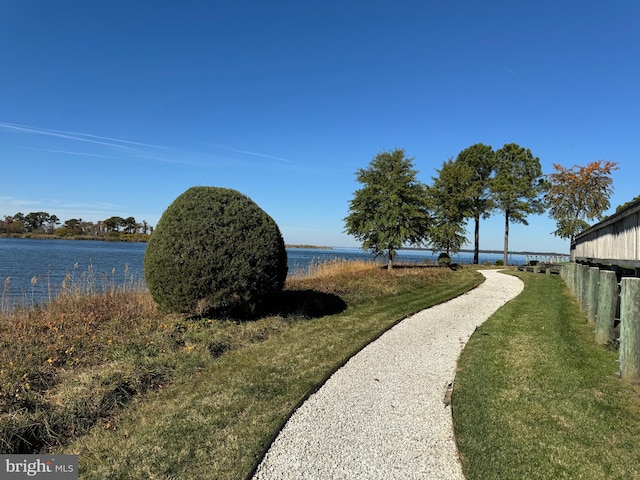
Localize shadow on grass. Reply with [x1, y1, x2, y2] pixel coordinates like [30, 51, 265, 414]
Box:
[1, 372, 167, 455]
[262, 289, 347, 319]
[388, 264, 460, 271]
[188, 289, 347, 321]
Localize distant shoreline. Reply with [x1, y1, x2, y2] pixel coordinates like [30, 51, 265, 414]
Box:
[0, 236, 334, 250]
[285, 244, 333, 250]
[0, 233, 149, 242]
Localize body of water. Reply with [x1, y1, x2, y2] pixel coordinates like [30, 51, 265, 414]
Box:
[0, 238, 147, 307]
[0, 238, 559, 307]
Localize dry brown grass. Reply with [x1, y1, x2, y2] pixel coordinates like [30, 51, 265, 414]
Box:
[288, 258, 451, 304]
[292, 258, 382, 279]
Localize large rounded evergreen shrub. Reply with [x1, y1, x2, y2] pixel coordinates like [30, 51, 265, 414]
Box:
[144, 187, 288, 317]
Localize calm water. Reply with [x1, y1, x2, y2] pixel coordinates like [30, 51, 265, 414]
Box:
[0, 238, 147, 307]
[0, 238, 542, 307]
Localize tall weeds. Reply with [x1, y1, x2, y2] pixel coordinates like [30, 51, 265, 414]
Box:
[291, 258, 382, 279]
[0, 277, 10, 314]
[1, 262, 141, 315]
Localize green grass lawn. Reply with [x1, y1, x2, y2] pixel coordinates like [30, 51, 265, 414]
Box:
[454, 271, 640, 480]
[41, 265, 482, 479]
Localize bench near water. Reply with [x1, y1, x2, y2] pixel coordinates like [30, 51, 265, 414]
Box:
[517, 261, 563, 275]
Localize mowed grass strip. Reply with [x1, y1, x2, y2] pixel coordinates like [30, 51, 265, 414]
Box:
[454, 272, 640, 480]
[48, 264, 482, 479]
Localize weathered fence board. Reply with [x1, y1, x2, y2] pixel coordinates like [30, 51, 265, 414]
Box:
[620, 278, 640, 382]
[595, 270, 617, 345]
[588, 267, 600, 324]
[581, 264, 590, 312]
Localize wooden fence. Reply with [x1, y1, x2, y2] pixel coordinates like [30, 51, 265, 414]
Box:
[573, 200, 640, 271]
[562, 263, 640, 381]
[565, 199, 640, 379]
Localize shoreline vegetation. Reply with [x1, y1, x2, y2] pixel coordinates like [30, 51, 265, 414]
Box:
[0, 232, 150, 242]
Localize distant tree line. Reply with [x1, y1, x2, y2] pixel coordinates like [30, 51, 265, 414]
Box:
[0, 212, 153, 239]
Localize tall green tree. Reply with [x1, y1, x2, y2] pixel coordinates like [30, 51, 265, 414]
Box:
[23, 212, 51, 232]
[104, 216, 126, 232]
[64, 218, 83, 233]
[427, 158, 472, 255]
[13, 212, 25, 224]
[456, 143, 496, 264]
[545, 161, 619, 243]
[492, 143, 546, 265]
[124, 216, 137, 234]
[344, 149, 430, 269]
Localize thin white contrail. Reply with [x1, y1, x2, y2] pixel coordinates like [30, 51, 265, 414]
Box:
[25, 147, 116, 159]
[0, 122, 175, 151]
[203, 141, 294, 163]
[1, 122, 206, 165]
[1, 121, 293, 166]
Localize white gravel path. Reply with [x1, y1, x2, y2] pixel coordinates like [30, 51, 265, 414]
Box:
[252, 270, 524, 480]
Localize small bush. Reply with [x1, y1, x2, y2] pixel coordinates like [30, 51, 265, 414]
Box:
[437, 252, 452, 266]
[495, 259, 504, 266]
[144, 187, 288, 317]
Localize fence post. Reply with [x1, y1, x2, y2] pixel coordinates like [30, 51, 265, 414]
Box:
[581, 265, 591, 312]
[588, 267, 600, 324]
[595, 270, 617, 345]
[576, 264, 584, 307]
[619, 278, 640, 381]
[573, 263, 580, 296]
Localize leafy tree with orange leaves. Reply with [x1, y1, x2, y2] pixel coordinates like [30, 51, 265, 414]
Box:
[544, 160, 619, 243]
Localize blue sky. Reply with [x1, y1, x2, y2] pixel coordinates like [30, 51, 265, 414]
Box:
[1, 1, 638, 254]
